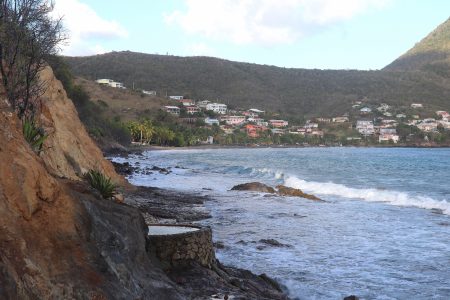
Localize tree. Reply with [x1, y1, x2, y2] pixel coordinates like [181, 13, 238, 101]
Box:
[0, 0, 65, 118]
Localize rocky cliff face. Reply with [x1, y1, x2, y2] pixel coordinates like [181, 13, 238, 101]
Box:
[0, 73, 182, 299]
[38, 66, 125, 186]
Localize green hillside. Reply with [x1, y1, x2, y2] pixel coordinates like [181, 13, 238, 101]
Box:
[64, 18, 450, 118]
[385, 17, 450, 75]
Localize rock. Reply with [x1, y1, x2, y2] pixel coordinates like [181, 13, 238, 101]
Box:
[112, 161, 137, 175]
[344, 296, 359, 300]
[113, 193, 125, 204]
[276, 185, 323, 201]
[259, 239, 291, 248]
[214, 241, 226, 249]
[231, 182, 276, 193]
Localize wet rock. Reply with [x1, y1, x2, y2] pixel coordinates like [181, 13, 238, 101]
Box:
[344, 296, 359, 300]
[151, 166, 171, 175]
[259, 239, 292, 248]
[214, 241, 226, 249]
[276, 185, 323, 201]
[231, 182, 276, 193]
[111, 161, 137, 175]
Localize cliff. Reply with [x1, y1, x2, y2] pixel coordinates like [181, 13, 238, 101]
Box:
[0, 70, 183, 298]
[38, 66, 126, 185]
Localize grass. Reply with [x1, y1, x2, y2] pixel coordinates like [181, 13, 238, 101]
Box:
[84, 169, 117, 199]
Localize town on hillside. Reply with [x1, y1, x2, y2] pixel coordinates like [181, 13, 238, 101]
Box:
[97, 78, 450, 146]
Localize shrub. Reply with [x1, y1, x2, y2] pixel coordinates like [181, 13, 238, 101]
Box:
[84, 169, 117, 199]
[22, 118, 47, 153]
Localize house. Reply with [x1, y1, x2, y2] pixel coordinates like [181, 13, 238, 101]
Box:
[360, 107, 372, 114]
[271, 128, 285, 135]
[396, 114, 407, 119]
[436, 111, 450, 121]
[169, 96, 184, 100]
[247, 117, 268, 126]
[142, 90, 156, 96]
[411, 103, 423, 108]
[96, 79, 125, 89]
[438, 120, 450, 130]
[180, 117, 197, 124]
[248, 108, 265, 115]
[309, 130, 324, 137]
[304, 122, 319, 129]
[204, 117, 220, 126]
[177, 99, 195, 106]
[221, 115, 246, 125]
[417, 122, 438, 132]
[383, 112, 393, 117]
[220, 125, 234, 134]
[206, 103, 227, 114]
[332, 116, 349, 123]
[316, 118, 331, 123]
[197, 100, 211, 109]
[356, 120, 375, 135]
[379, 133, 399, 143]
[269, 120, 289, 128]
[186, 106, 200, 114]
[352, 104, 361, 109]
[164, 106, 180, 116]
[245, 124, 267, 138]
[377, 103, 390, 112]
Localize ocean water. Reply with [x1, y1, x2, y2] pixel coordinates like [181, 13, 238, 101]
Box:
[114, 147, 450, 299]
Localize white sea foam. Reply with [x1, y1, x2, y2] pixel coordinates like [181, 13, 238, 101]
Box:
[283, 175, 450, 215]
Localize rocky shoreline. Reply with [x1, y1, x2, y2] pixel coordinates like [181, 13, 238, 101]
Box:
[110, 160, 290, 299]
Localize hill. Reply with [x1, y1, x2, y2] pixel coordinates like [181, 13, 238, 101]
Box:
[385, 17, 450, 75]
[64, 18, 450, 118]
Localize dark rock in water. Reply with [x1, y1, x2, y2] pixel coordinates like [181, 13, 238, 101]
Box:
[111, 161, 137, 175]
[151, 166, 171, 174]
[344, 296, 359, 300]
[259, 239, 292, 248]
[214, 241, 226, 249]
[276, 185, 323, 201]
[231, 182, 276, 193]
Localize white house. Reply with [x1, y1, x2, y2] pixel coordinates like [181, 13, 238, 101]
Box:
[356, 120, 375, 135]
[169, 96, 184, 100]
[206, 103, 227, 114]
[221, 115, 246, 125]
[197, 100, 211, 109]
[411, 103, 423, 108]
[96, 79, 125, 89]
[248, 108, 265, 114]
[164, 106, 180, 116]
[269, 120, 289, 128]
[204, 117, 220, 126]
[396, 113, 407, 119]
[142, 90, 156, 96]
[379, 133, 399, 143]
[377, 103, 390, 112]
[360, 107, 372, 114]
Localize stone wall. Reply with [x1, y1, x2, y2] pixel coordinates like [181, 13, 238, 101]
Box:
[147, 225, 215, 269]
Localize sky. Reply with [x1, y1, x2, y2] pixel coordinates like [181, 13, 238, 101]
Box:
[53, 0, 450, 70]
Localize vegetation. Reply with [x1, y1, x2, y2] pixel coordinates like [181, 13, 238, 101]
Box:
[64, 50, 450, 118]
[84, 169, 117, 199]
[22, 117, 47, 153]
[0, 0, 65, 118]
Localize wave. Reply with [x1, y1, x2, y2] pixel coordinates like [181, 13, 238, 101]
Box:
[284, 175, 450, 215]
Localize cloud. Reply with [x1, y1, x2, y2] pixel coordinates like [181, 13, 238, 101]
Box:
[52, 0, 128, 55]
[165, 0, 391, 46]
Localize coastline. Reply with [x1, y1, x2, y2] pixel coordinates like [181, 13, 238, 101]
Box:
[114, 164, 290, 299]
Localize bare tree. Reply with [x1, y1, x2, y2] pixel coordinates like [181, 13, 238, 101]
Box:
[0, 0, 65, 118]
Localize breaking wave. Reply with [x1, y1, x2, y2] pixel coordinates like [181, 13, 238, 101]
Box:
[284, 175, 450, 215]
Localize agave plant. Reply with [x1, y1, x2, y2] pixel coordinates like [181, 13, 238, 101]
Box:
[22, 118, 47, 153]
[84, 169, 117, 199]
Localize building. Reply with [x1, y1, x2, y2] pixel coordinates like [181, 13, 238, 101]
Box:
[417, 121, 438, 132]
[245, 124, 267, 138]
[169, 96, 184, 100]
[316, 118, 331, 123]
[177, 99, 195, 106]
[411, 103, 423, 108]
[269, 120, 289, 128]
[304, 122, 319, 129]
[220, 125, 234, 134]
[248, 108, 265, 115]
[379, 133, 400, 143]
[356, 120, 375, 135]
[271, 128, 285, 135]
[396, 114, 407, 119]
[332, 117, 349, 123]
[204, 117, 220, 126]
[377, 103, 390, 112]
[186, 106, 200, 114]
[164, 106, 180, 116]
[96, 79, 125, 89]
[221, 115, 246, 125]
[197, 100, 211, 109]
[142, 90, 156, 96]
[247, 117, 268, 127]
[206, 103, 227, 114]
[360, 107, 372, 114]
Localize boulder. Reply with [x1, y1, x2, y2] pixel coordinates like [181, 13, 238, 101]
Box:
[276, 185, 323, 201]
[231, 182, 276, 194]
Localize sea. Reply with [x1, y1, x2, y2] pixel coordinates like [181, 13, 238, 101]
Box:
[113, 147, 450, 300]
